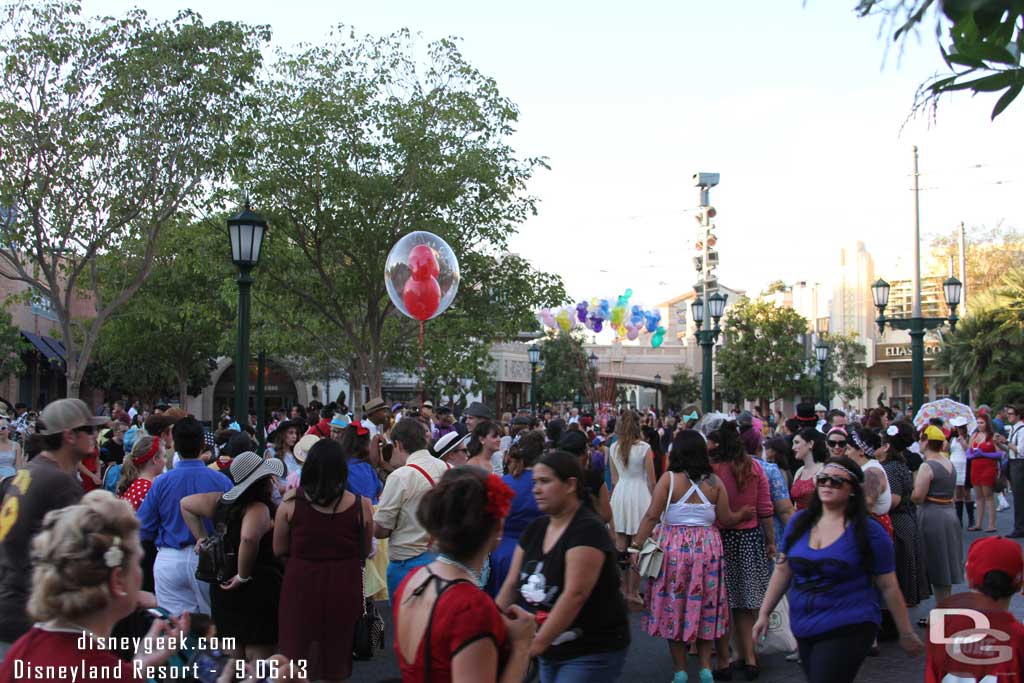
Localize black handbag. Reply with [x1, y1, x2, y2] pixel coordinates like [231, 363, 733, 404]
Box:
[352, 495, 385, 660]
[195, 505, 237, 584]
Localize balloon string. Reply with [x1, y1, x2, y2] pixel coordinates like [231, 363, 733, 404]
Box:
[419, 321, 425, 405]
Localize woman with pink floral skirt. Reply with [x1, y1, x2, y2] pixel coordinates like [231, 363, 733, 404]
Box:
[632, 430, 754, 683]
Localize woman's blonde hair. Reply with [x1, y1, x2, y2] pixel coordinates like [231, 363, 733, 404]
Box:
[115, 435, 161, 496]
[28, 490, 139, 622]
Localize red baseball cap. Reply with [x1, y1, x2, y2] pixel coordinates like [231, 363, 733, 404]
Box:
[966, 536, 1024, 588]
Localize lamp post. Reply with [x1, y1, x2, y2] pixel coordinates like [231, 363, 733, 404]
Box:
[691, 291, 727, 413]
[588, 351, 598, 413]
[528, 345, 540, 409]
[228, 202, 268, 425]
[872, 276, 961, 411]
[815, 340, 830, 408]
[654, 373, 661, 414]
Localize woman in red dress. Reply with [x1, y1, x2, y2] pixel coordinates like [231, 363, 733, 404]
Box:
[968, 412, 1003, 532]
[393, 468, 536, 682]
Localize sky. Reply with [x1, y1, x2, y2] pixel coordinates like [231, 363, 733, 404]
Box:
[82, 0, 1024, 308]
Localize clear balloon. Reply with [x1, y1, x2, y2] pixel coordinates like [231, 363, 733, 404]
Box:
[626, 324, 640, 341]
[385, 231, 460, 322]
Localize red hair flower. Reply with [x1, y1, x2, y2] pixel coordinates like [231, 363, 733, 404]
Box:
[484, 474, 514, 521]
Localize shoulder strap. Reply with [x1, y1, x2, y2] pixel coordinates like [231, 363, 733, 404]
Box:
[413, 570, 471, 679]
[407, 463, 436, 487]
[662, 473, 674, 521]
[355, 494, 367, 561]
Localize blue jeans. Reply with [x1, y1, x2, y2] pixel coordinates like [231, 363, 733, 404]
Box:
[387, 552, 436, 601]
[539, 649, 628, 683]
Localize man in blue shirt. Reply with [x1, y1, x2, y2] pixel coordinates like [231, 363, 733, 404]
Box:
[138, 416, 230, 616]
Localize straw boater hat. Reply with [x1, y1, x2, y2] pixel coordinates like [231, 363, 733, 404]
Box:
[293, 434, 320, 465]
[222, 452, 285, 503]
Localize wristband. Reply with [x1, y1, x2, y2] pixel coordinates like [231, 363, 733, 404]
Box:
[235, 574, 252, 584]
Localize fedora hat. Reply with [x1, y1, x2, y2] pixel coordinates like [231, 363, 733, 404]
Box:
[464, 402, 494, 419]
[794, 402, 817, 423]
[430, 432, 469, 460]
[362, 397, 387, 415]
[222, 452, 285, 503]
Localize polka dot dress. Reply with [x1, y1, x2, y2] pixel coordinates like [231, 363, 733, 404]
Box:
[120, 478, 152, 511]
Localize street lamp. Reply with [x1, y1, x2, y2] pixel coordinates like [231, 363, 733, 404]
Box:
[528, 345, 541, 408]
[654, 372, 661, 414]
[588, 352, 598, 412]
[692, 291, 727, 413]
[872, 275, 961, 411]
[228, 202, 268, 425]
[814, 340, 830, 408]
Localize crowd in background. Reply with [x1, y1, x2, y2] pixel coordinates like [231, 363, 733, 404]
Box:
[0, 394, 1023, 683]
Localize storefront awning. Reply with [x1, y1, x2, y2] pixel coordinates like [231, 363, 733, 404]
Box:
[22, 331, 65, 365]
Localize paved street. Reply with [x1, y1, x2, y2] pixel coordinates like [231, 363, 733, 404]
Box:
[351, 506, 1024, 683]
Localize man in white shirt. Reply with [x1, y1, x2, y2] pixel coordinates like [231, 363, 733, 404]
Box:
[360, 397, 389, 439]
[374, 418, 449, 600]
[999, 403, 1024, 537]
[567, 407, 580, 425]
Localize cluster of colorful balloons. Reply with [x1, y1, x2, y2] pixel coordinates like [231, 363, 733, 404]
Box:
[538, 289, 668, 347]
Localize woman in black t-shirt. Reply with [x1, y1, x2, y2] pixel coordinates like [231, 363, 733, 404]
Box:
[496, 450, 630, 682]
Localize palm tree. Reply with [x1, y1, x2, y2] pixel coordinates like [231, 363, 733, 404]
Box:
[939, 267, 1024, 403]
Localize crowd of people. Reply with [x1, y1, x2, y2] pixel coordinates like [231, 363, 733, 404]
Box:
[0, 394, 1022, 683]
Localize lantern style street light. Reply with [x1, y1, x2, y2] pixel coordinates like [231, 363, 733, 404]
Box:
[228, 202, 268, 425]
[528, 345, 541, 408]
[692, 291, 728, 413]
[872, 275, 961, 411]
[815, 340, 830, 407]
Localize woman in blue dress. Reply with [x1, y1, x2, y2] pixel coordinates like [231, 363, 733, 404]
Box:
[486, 429, 545, 596]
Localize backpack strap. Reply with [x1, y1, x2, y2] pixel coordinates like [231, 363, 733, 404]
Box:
[407, 463, 436, 487]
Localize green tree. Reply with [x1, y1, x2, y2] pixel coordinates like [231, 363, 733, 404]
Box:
[0, 309, 27, 383]
[938, 267, 1024, 403]
[238, 29, 561, 394]
[534, 332, 595, 406]
[0, 2, 268, 397]
[821, 332, 868, 404]
[92, 218, 234, 406]
[716, 299, 810, 404]
[666, 366, 701, 411]
[856, 0, 1024, 118]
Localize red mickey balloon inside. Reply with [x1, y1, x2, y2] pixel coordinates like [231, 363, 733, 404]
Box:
[403, 277, 441, 321]
[385, 231, 460, 323]
[408, 244, 440, 281]
[402, 244, 441, 320]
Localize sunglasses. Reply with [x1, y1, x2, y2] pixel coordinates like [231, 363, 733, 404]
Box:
[827, 439, 847, 448]
[816, 473, 852, 489]
[73, 425, 97, 435]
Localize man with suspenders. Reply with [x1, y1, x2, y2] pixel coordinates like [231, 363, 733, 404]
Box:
[998, 403, 1024, 537]
[374, 418, 452, 600]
